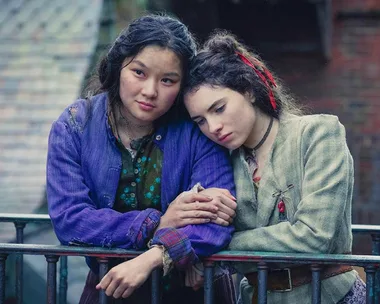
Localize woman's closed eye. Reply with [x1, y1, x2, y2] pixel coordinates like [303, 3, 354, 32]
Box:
[215, 104, 225, 113]
[194, 118, 206, 126]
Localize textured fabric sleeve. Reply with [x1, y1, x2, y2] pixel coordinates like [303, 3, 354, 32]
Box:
[229, 115, 354, 254]
[150, 227, 196, 270]
[149, 124, 235, 269]
[159, 131, 235, 268]
[176, 131, 235, 258]
[47, 120, 162, 249]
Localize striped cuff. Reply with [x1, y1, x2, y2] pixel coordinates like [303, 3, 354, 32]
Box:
[150, 227, 197, 270]
[135, 209, 162, 249]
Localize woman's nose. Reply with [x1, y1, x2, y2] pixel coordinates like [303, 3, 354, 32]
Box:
[209, 120, 223, 134]
[141, 79, 158, 98]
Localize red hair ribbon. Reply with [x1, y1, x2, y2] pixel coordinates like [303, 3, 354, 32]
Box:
[236, 52, 277, 110]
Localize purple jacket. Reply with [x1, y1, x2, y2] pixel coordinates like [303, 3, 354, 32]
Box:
[46, 93, 235, 270]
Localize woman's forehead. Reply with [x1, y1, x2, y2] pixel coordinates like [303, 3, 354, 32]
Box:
[123, 46, 183, 75]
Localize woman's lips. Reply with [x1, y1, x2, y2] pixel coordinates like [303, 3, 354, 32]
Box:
[218, 133, 232, 143]
[137, 101, 155, 111]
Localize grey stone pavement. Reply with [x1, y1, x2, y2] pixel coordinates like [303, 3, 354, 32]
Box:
[0, 0, 103, 302]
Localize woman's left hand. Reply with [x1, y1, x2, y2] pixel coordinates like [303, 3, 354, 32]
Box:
[96, 247, 163, 298]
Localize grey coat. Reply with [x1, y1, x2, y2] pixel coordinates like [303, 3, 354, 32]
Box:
[229, 114, 357, 304]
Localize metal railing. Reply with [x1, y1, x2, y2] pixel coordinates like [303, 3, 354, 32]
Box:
[0, 213, 67, 304]
[0, 213, 379, 304]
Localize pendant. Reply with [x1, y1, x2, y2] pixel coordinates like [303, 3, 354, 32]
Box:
[273, 185, 294, 222]
[277, 200, 287, 222]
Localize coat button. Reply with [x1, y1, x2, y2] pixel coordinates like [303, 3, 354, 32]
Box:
[155, 135, 162, 140]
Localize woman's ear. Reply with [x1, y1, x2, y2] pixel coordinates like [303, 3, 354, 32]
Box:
[245, 92, 256, 105]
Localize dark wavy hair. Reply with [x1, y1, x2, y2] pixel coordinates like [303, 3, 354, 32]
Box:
[85, 14, 197, 123]
[183, 30, 303, 118]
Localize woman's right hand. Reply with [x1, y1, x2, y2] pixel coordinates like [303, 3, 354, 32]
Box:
[157, 188, 237, 230]
[200, 188, 237, 226]
[158, 192, 219, 230]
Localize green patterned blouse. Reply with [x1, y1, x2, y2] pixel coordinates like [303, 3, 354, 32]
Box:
[113, 135, 163, 213]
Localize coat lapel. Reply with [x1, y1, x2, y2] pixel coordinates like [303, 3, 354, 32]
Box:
[232, 114, 301, 229]
[231, 149, 258, 231]
[256, 115, 296, 227]
[256, 161, 279, 227]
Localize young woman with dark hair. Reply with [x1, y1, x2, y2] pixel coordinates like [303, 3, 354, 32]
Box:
[183, 31, 365, 304]
[47, 15, 237, 304]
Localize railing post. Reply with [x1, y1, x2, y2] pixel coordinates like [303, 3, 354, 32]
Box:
[310, 264, 321, 304]
[45, 255, 59, 304]
[257, 262, 268, 304]
[365, 265, 376, 304]
[203, 261, 215, 304]
[0, 254, 8, 304]
[371, 234, 380, 304]
[59, 256, 68, 304]
[98, 257, 109, 304]
[14, 222, 25, 304]
[151, 267, 162, 304]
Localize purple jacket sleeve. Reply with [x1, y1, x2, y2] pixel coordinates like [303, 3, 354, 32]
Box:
[151, 130, 235, 268]
[47, 120, 161, 249]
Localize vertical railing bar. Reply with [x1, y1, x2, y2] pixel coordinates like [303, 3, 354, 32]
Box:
[59, 256, 68, 304]
[311, 264, 321, 304]
[365, 265, 376, 304]
[203, 261, 215, 304]
[45, 255, 59, 304]
[371, 234, 380, 304]
[98, 258, 109, 304]
[0, 254, 8, 304]
[151, 267, 161, 304]
[14, 222, 25, 304]
[257, 262, 268, 304]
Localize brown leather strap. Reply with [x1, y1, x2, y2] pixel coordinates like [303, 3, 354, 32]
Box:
[246, 265, 353, 304]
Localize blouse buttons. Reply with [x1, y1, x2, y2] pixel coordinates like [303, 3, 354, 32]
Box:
[131, 182, 136, 187]
[134, 169, 138, 174]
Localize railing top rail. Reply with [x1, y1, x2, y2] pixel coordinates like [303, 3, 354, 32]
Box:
[351, 224, 380, 234]
[0, 243, 142, 258]
[206, 250, 380, 265]
[0, 243, 379, 266]
[0, 213, 51, 223]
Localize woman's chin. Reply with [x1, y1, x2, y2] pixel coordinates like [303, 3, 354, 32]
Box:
[217, 140, 240, 151]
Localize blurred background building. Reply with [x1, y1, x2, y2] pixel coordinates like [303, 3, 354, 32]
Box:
[0, 0, 379, 302]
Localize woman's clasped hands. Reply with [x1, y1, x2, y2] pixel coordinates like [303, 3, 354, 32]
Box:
[158, 187, 237, 229]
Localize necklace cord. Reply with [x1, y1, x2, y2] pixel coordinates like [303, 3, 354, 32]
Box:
[251, 116, 274, 151]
